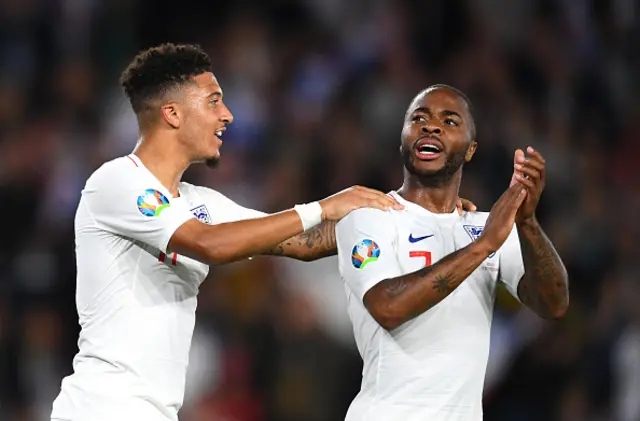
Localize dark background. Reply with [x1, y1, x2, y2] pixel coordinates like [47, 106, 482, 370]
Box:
[1, 0, 639, 420]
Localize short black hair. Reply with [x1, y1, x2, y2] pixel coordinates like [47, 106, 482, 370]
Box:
[424, 84, 477, 140]
[119, 43, 212, 116]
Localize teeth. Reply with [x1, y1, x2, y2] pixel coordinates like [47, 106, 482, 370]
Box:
[215, 130, 223, 137]
[419, 145, 440, 153]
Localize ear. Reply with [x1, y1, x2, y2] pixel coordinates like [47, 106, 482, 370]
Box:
[465, 140, 477, 162]
[160, 103, 181, 129]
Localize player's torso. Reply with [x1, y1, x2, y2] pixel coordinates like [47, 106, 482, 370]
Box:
[66, 179, 219, 414]
[393, 209, 499, 315]
[74, 183, 211, 313]
[351, 208, 500, 411]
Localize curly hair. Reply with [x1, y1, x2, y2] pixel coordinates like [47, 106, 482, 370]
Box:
[119, 43, 212, 116]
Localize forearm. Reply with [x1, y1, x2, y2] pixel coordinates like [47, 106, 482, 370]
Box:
[169, 210, 306, 264]
[264, 220, 337, 261]
[365, 241, 492, 330]
[516, 218, 569, 319]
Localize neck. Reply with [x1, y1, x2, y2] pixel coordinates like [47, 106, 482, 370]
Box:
[397, 168, 462, 213]
[132, 130, 191, 197]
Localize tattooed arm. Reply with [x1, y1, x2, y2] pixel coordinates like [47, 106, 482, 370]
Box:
[516, 218, 569, 319]
[261, 199, 478, 262]
[507, 146, 569, 319]
[263, 220, 337, 261]
[362, 185, 525, 330]
[364, 241, 492, 330]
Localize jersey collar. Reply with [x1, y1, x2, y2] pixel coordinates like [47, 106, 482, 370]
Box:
[388, 190, 458, 219]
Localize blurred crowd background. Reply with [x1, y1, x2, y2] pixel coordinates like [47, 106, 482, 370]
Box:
[1, 0, 639, 420]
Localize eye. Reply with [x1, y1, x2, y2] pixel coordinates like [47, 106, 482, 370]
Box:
[445, 118, 458, 126]
[210, 99, 219, 106]
[412, 115, 426, 123]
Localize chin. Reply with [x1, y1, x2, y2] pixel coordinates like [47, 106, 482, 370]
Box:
[410, 157, 446, 175]
[205, 156, 220, 169]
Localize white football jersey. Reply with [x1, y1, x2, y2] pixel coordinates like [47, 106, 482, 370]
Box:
[50, 154, 265, 421]
[335, 191, 524, 421]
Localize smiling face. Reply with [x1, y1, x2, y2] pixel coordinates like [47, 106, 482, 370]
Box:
[400, 86, 477, 182]
[170, 72, 233, 167]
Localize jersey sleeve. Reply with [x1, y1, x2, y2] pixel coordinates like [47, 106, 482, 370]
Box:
[498, 224, 525, 300]
[336, 208, 403, 301]
[81, 161, 195, 254]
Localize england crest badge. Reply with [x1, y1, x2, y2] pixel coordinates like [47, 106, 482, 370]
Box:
[191, 204, 212, 224]
[463, 225, 496, 258]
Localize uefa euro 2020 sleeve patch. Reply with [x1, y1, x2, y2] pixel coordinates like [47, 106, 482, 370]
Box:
[351, 239, 381, 269]
[137, 189, 171, 217]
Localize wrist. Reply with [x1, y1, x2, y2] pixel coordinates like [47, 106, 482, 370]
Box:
[516, 215, 540, 230]
[469, 239, 494, 259]
[294, 202, 323, 231]
[318, 199, 327, 221]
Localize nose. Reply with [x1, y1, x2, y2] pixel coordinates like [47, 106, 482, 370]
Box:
[421, 123, 441, 135]
[220, 103, 233, 124]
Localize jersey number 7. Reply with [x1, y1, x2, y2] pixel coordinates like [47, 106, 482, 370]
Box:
[409, 250, 432, 267]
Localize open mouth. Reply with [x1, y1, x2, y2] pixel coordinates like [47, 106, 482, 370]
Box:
[414, 138, 443, 160]
[214, 128, 225, 138]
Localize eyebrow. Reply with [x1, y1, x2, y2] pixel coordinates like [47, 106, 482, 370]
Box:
[413, 107, 463, 120]
[207, 91, 223, 98]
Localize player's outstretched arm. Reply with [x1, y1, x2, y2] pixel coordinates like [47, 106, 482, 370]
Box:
[169, 186, 402, 265]
[364, 184, 526, 331]
[265, 220, 338, 261]
[510, 147, 569, 319]
[264, 197, 477, 262]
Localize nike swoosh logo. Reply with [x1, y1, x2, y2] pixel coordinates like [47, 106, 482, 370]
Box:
[408, 234, 434, 243]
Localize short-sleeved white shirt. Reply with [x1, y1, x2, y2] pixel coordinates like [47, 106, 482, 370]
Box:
[335, 191, 524, 421]
[51, 154, 265, 421]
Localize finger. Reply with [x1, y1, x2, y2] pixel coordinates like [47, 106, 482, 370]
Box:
[520, 157, 545, 173]
[526, 146, 546, 164]
[515, 149, 544, 173]
[515, 188, 528, 207]
[514, 164, 541, 181]
[359, 192, 399, 211]
[359, 188, 404, 210]
[515, 173, 536, 190]
[511, 149, 526, 187]
[460, 198, 477, 212]
[367, 197, 397, 212]
[456, 198, 463, 216]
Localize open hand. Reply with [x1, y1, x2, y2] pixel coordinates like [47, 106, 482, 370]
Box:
[479, 183, 527, 252]
[510, 147, 545, 224]
[320, 186, 404, 221]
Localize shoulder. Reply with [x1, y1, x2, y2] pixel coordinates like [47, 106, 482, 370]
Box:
[85, 156, 143, 191]
[181, 182, 223, 200]
[336, 208, 395, 232]
[181, 182, 238, 207]
[461, 210, 490, 224]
